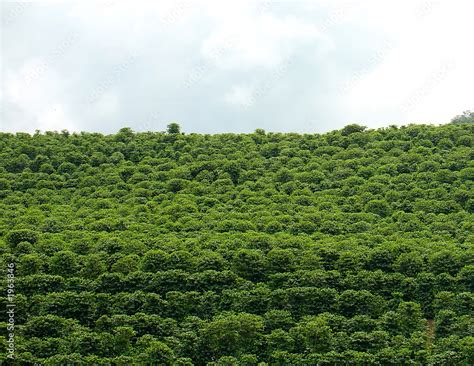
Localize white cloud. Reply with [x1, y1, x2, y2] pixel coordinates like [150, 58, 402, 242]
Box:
[3, 63, 76, 132]
[342, 0, 474, 126]
[201, 8, 328, 70]
[37, 104, 77, 132]
[1, 0, 473, 133]
[94, 91, 120, 121]
[224, 85, 254, 108]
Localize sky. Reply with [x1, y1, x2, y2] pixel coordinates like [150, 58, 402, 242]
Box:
[1, 0, 473, 134]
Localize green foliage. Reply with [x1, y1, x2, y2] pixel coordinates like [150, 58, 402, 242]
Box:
[167, 122, 181, 134]
[6, 229, 38, 247]
[341, 123, 367, 136]
[365, 199, 391, 217]
[451, 110, 474, 124]
[0, 123, 472, 364]
[141, 340, 175, 365]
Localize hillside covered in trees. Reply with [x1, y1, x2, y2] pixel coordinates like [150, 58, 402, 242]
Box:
[0, 123, 473, 365]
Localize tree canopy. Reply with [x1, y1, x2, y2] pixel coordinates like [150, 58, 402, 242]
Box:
[451, 110, 474, 124]
[0, 123, 472, 365]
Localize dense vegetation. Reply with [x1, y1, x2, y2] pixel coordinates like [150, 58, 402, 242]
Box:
[0, 123, 473, 365]
[451, 110, 474, 125]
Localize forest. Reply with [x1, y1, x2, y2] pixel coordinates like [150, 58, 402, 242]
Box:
[0, 123, 473, 365]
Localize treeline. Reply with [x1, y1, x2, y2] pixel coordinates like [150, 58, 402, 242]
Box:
[0, 123, 473, 365]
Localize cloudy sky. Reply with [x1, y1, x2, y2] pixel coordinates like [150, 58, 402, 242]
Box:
[1, 0, 473, 134]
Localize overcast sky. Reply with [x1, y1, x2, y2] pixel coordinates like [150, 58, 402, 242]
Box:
[1, 0, 473, 134]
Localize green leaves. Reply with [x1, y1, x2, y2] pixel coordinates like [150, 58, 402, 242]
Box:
[167, 123, 181, 134]
[0, 124, 472, 364]
[6, 229, 39, 247]
[365, 199, 391, 217]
